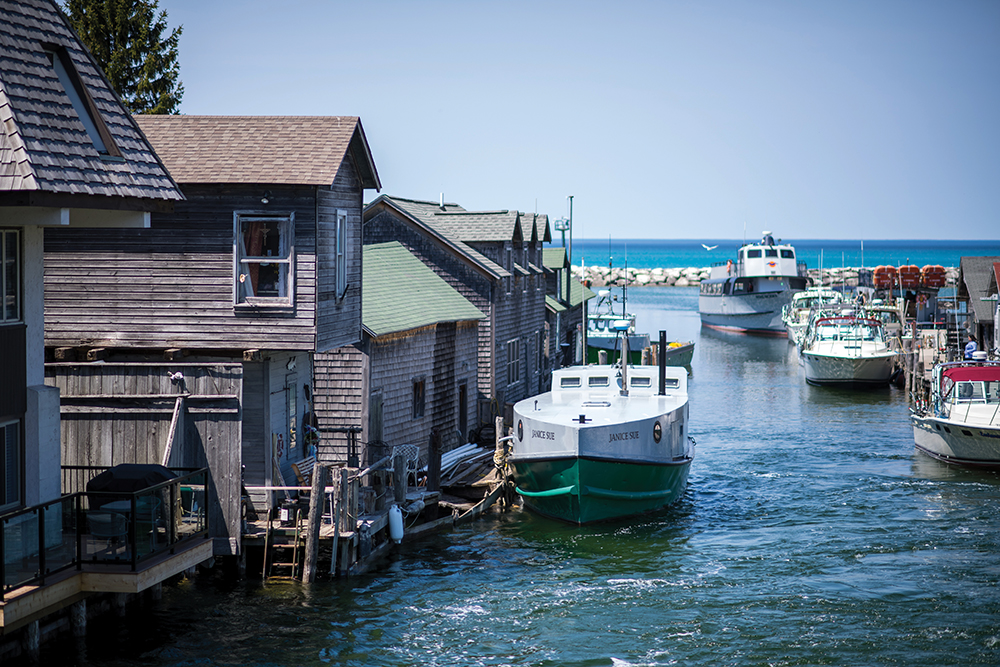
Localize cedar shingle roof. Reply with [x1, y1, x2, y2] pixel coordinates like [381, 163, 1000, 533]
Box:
[0, 0, 181, 205]
[133, 115, 380, 188]
[363, 241, 484, 337]
[386, 195, 524, 243]
[959, 256, 1000, 322]
[367, 195, 509, 279]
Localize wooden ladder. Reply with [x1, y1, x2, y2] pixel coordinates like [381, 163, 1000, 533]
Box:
[263, 507, 303, 580]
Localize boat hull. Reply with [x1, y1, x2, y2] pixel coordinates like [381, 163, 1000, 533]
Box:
[511, 456, 691, 524]
[698, 292, 791, 335]
[912, 415, 1000, 467]
[802, 351, 896, 386]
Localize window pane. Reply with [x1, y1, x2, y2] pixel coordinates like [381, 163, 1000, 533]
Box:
[4, 231, 18, 321]
[236, 217, 290, 302]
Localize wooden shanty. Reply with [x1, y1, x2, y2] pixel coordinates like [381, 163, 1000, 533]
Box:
[363, 196, 550, 425]
[543, 247, 597, 372]
[314, 241, 485, 469]
[0, 0, 198, 653]
[957, 256, 1000, 350]
[42, 115, 380, 556]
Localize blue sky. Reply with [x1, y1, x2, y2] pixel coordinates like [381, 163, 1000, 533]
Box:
[164, 0, 999, 240]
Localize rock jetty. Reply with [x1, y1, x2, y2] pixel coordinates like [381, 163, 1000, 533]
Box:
[571, 265, 960, 288]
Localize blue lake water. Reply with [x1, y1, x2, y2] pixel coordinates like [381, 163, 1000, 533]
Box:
[569, 238, 1000, 270]
[48, 288, 1000, 667]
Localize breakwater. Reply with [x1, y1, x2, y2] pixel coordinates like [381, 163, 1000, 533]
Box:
[572, 265, 961, 288]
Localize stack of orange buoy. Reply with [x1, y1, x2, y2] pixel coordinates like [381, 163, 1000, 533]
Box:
[872, 265, 898, 289]
[921, 264, 946, 288]
[898, 264, 920, 289]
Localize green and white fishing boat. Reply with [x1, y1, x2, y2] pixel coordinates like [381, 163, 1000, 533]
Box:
[510, 329, 693, 524]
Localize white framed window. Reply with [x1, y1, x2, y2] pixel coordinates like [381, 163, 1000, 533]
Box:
[1, 229, 20, 323]
[1, 420, 21, 511]
[234, 212, 294, 305]
[507, 338, 521, 386]
[336, 209, 348, 299]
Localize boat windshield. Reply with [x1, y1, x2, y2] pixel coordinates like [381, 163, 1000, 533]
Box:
[947, 380, 1000, 404]
[815, 321, 882, 342]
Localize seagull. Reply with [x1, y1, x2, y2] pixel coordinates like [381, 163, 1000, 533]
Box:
[702, 244, 718, 251]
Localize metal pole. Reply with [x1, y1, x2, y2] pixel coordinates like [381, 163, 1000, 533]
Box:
[567, 196, 574, 268]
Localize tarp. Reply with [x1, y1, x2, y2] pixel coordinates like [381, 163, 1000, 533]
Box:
[86, 463, 176, 494]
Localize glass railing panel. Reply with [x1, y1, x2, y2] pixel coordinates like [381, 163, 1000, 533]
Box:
[41, 497, 77, 575]
[84, 492, 132, 564]
[2, 507, 39, 592]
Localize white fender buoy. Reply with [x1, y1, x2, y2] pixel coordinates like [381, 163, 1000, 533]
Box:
[389, 504, 404, 544]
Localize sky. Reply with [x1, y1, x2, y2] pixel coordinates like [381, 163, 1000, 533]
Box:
[162, 0, 1000, 240]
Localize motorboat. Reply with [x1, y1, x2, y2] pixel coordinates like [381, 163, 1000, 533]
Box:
[698, 232, 809, 335]
[587, 289, 694, 367]
[799, 312, 899, 386]
[911, 357, 1000, 467]
[510, 329, 693, 524]
[781, 287, 844, 344]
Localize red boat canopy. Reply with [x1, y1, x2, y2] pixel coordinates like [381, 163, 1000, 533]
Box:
[942, 366, 1000, 382]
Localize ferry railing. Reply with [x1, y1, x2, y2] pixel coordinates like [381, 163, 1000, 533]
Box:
[1, 468, 209, 600]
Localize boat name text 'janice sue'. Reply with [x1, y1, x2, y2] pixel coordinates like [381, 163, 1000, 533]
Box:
[609, 431, 641, 442]
[532, 429, 556, 440]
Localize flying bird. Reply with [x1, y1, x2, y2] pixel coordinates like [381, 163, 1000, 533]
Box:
[702, 244, 718, 251]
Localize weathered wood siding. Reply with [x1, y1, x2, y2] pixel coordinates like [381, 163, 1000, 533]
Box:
[468, 240, 546, 408]
[43, 185, 319, 352]
[367, 320, 479, 463]
[316, 155, 364, 352]
[312, 345, 366, 466]
[363, 209, 494, 397]
[45, 362, 243, 555]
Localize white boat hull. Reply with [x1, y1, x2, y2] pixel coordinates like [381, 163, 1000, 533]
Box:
[698, 292, 791, 334]
[912, 415, 1000, 467]
[802, 350, 897, 385]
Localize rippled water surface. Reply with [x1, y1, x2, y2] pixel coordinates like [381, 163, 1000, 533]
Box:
[53, 288, 1000, 666]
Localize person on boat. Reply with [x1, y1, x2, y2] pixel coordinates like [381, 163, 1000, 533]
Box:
[965, 334, 978, 360]
[762, 233, 775, 246]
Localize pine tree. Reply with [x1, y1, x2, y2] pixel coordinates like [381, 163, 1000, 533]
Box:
[63, 0, 183, 114]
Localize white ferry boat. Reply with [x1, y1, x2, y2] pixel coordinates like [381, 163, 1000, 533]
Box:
[698, 232, 809, 335]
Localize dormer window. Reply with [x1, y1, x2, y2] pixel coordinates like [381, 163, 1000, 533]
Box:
[44, 45, 120, 157]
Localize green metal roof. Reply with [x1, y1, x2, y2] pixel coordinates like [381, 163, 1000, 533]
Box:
[363, 242, 485, 337]
[547, 279, 597, 310]
[543, 247, 567, 269]
[545, 295, 567, 313]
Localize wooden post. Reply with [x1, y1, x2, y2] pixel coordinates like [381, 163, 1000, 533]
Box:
[330, 473, 340, 576]
[302, 462, 326, 583]
[494, 415, 510, 508]
[427, 428, 441, 492]
[70, 599, 87, 638]
[598, 350, 608, 365]
[393, 451, 407, 504]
